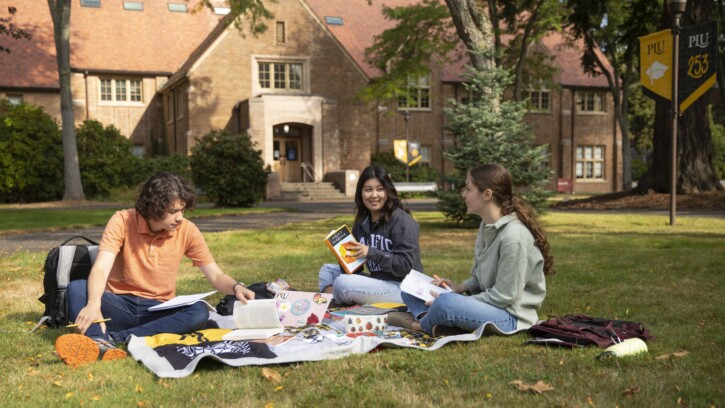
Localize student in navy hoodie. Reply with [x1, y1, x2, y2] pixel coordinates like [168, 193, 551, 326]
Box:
[318, 166, 423, 305]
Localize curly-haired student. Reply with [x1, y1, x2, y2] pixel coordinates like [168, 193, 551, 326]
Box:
[55, 172, 255, 367]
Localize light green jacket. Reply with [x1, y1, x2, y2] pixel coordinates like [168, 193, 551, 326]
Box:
[462, 213, 546, 330]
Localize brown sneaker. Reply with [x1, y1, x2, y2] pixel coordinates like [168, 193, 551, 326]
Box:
[55, 334, 126, 367]
[386, 312, 417, 330]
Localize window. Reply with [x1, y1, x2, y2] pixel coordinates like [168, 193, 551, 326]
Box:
[123, 1, 143, 11]
[168, 3, 187, 12]
[526, 89, 550, 112]
[6, 94, 23, 105]
[419, 145, 431, 165]
[276, 22, 285, 43]
[577, 92, 606, 113]
[325, 16, 343, 26]
[80, 0, 101, 7]
[398, 76, 431, 110]
[99, 78, 143, 103]
[174, 88, 184, 119]
[258, 62, 303, 91]
[575, 146, 604, 180]
[214, 7, 230, 15]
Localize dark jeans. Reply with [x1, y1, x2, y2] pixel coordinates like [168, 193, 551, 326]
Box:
[67, 280, 210, 344]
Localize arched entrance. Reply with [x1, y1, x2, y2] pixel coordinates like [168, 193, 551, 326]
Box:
[272, 123, 312, 182]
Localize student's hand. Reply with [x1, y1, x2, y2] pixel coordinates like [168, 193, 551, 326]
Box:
[347, 241, 369, 259]
[432, 275, 466, 294]
[73, 304, 105, 335]
[235, 285, 255, 304]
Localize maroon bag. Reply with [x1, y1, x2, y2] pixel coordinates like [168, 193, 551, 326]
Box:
[526, 315, 654, 348]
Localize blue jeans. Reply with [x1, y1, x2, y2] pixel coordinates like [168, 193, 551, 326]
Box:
[67, 280, 210, 344]
[401, 292, 517, 334]
[318, 263, 403, 305]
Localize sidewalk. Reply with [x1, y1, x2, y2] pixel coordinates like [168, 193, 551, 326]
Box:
[0, 198, 439, 254]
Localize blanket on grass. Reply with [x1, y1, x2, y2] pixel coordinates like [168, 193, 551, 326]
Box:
[127, 321, 519, 378]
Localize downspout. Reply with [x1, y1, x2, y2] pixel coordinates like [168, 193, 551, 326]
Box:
[558, 88, 564, 178]
[84, 71, 89, 121]
[570, 87, 576, 192]
[172, 89, 178, 153]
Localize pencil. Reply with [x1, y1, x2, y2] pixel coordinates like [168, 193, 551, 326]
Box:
[432, 274, 451, 291]
[65, 318, 111, 328]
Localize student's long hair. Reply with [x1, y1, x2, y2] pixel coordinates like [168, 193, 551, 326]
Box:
[354, 166, 408, 225]
[468, 163, 554, 275]
[135, 172, 197, 220]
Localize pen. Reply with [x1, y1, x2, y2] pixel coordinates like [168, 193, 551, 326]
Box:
[65, 318, 112, 328]
[432, 274, 451, 291]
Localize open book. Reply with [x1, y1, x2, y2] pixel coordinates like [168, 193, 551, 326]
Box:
[324, 224, 366, 274]
[400, 269, 452, 303]
[148, 290, 217, 312]
[221, 299, 285, 341]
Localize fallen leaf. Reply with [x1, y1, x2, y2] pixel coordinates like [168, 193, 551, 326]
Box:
[264, 403, 274, 408]
[621, 386, 640, 396]
[65, 392, 73, 400]
[274, 385, 283, 392]
[655, 351, 689, 360]
[53, 381, 62, 387]
[262, 368, 282, 384]
[587, 396, 596, 407]
[677, 396, 688, 406]
[87, 373, 94, 381]
[135, 383, 144, 393]
[510, 380, 555, 394]
[90, 395, 101, 401]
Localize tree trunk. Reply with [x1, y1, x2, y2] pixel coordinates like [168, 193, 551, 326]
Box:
[637, 0, 722, 193]
[444, 0, 494, 71]
[48, 0, 84, 200]
[512, 0, 544, 102]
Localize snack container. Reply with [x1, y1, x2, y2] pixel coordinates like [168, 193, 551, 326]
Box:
[344, 314, 388, 333]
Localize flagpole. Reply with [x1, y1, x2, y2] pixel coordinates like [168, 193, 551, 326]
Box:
[667, 0, 687, 226]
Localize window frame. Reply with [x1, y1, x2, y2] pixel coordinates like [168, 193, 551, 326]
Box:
[398, 75, 431, 111]
[576, 91, 606, 113]
[275, 21, 286, 44]
[6, 94, 24, 105]
[98, 78, 144, 105]
[80, 0, 101, 8]
[526, 89, 551, 112]
[575, 145, 605, 180]
[252, 56, 309, 96]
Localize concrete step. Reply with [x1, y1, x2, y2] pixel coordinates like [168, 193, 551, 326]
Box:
[275, 182, 347, 201]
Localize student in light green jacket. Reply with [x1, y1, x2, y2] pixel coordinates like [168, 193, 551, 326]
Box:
[391, 163, 554, 337]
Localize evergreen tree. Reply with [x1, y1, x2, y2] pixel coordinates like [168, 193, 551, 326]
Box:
[437, 63, 552, 226]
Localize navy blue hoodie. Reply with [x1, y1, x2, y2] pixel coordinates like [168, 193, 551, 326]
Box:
[352, 207, 423, 282]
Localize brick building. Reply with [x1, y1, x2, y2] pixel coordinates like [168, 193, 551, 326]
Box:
[0, 0, 622, 194]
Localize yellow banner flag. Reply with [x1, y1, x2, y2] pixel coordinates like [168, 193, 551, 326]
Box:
[394, 140, 408, 164]
[639, 29, 672, 103]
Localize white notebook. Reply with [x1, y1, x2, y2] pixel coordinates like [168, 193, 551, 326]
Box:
[400, 269, 452, 303]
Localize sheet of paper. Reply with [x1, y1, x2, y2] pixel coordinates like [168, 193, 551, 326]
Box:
[148, 290, 217, 311]
[400, 269, 451, 302]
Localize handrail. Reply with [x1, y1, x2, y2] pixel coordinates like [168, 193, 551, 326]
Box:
[301, 162, 316, 183]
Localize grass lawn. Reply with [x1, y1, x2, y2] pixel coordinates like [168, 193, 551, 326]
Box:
[0, 206, 286, 234]
[0, 211, 723, 407]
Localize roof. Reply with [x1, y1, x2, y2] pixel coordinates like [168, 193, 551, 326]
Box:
[1, 0, 612, 91]
[0, 0, 222, 89]
[303, 0, 612, 87]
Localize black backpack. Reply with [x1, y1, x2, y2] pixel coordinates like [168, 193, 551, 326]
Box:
[37, 236, 99, 328]
[526, 314, 654, 348]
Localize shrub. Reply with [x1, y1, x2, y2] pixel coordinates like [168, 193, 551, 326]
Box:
[137, 154, 191, 183]
[0, 100, 64, 202]
[190, 130, 269, 207]
[438, 62, 553, 227]
[370, 151, 440, 183]
[76, 120, 142, 199]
